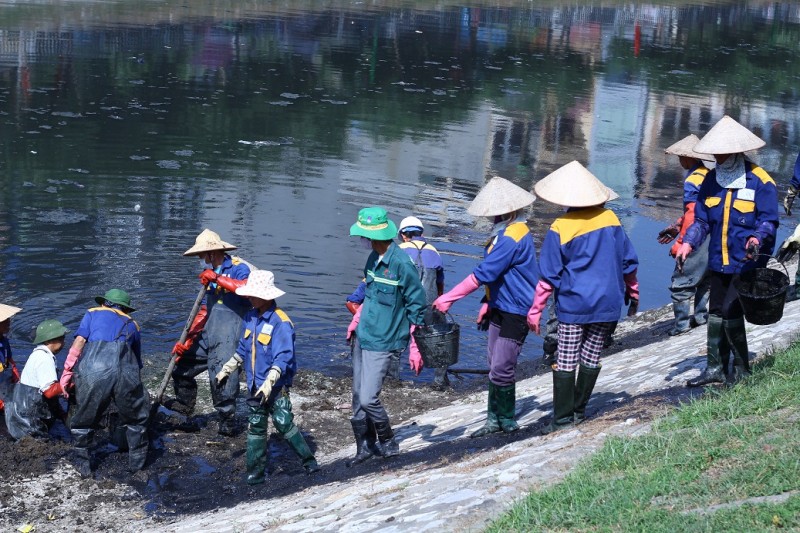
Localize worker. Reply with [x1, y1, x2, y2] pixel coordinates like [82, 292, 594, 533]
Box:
[0, 303, 23, 412]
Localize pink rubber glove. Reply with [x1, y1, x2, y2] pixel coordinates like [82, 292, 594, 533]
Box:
[674, 242, 692, 269]
[745, 236, 760, 259]
[624, 270, 639, 301]
[408, 325, 423, 375]
[59, 345, 82, 398]
[527, 280, 554, 335]
[475, 303, 489, 324]
[432, 274, 481, 313]
[346, 304, 363, 342]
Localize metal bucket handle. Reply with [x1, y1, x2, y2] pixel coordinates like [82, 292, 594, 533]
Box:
[733, 253, 789, 279]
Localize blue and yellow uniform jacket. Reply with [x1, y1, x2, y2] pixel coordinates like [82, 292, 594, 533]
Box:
[539, 207, 638, 324]
[684, 161, 779, 274]
[75, 307, 142, 367]
[206, 255, 251, 313]
[356, 242, 427, 352]
[236, 304, 296, 390]
[790, 152, 800, 190]
[473, 221, 538, 316]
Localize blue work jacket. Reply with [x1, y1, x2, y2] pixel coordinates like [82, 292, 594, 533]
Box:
[235, 304, 296, 390]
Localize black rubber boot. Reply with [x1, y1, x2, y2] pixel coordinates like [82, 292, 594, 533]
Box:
[574, 365, 601, 424]
[470, 382, 501, 438]
[346, 418, 374, 467]
[724, 317, 752, 384]
[71, 429, 94, 478]
[218, 415, 239, 437]
[541, 370, 575, 435]
[72, 447, 93, 478]
[687, 315, 726, 387]
[126, 425, 149, 472]
[366, 418, 383, 456]
[496, 383, 519, 433]
[373, 420, 399, 457]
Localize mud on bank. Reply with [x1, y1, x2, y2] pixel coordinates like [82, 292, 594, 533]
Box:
[0, 305, 686, 531]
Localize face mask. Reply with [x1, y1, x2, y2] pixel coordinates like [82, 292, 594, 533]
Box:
[360, 237, 373, 250]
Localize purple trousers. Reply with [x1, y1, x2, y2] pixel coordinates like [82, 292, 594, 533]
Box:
[486, 309, 529, 386]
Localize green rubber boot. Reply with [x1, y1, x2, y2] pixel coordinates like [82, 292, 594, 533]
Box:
[724, 317, 751, 384]
[470, 382, 501, 438]
[246, 402, 269, 485]
[542, 370, 575, 435]
[687, 315, 725, 387]
[573, 365, 601, 424]
[285, 426, 320, 473]
[496, 383, 519, 433]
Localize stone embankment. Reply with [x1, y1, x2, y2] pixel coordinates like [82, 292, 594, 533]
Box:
[157, 270, 800, 532]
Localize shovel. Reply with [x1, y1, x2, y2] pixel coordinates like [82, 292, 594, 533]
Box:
[149, 286, 206, 419]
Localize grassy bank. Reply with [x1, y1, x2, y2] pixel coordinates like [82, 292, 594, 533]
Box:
[488, 343, 800, 532]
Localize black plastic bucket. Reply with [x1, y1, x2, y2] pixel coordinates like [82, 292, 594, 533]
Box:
[733, 257, 789, 326]
[413, 312, 460, 368]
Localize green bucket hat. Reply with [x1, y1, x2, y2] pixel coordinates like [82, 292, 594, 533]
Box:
[33, 319, 69, 344]
[95, 288, 135, 312]
[349, 207, 398, 241]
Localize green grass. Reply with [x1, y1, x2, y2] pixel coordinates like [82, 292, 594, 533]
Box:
[488, 343, 800, 532]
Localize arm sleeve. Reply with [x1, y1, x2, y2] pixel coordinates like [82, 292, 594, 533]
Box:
[235, 317, 250, 360]
[621, 230, 639, 275]
[537, 230, 564, 290]
[268, 321, 294, 376]
[791, 152, 800, 190]
[753, 180, 779, 248]
[683, 183, 710, 249]
[472, 234, 517, 285]
[347, 280, 367, 304]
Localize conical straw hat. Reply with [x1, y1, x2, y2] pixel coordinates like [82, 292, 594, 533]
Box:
[183, 228, 238, 256]
[693, 115, 765, 155]
[0, 303, 22, 322]
[664, 134, 715, 161]
[467, 176, 536, 217]
[534, 161, 611, 207]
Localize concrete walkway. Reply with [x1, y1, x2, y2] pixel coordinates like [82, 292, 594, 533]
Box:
[152, 291, 800, 533]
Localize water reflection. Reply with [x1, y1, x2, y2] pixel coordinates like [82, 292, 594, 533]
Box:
[1, 0, 799, 377]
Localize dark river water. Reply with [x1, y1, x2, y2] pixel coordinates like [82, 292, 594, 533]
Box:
[1, 0, 799, 380]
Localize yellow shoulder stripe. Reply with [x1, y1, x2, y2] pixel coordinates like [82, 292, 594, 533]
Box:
[399, 241, 439, 254]
[275, 308, 293, 326]
[503, 222, 530, 243]
[550, 208, 621, 246]
[231, 256, 242, 265]
[686, 169, 706, 187]
[750, 166, 775, 185]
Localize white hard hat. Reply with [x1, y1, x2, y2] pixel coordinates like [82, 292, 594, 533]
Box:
[399, 216, 424, 234]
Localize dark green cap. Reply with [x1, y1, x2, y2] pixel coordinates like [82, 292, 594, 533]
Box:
[33, 319, 69, 344]
[95, 288, 135, 312]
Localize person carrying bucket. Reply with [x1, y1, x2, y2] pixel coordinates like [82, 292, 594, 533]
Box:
[433, 177, 538, 438]
[169, 229, 252, 436]
[527, 162, 639, 434]
[657, 134, 713, 336]
[345, 207, 427, 465]
[5, 319, 69, 440]
[61, 289, 149, 476]
[675, 115, 779, 386]
[216, 270, 319, 484]
[345, 215, 448, 387]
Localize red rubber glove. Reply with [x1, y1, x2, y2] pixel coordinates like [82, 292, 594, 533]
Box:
[172, 305, 208, 360]
[216, 275, 247, 293]
[345, 301, 361, 316]
[527, 280, 554, 335]
[347, 305, 362, 342]
[408, 325, 423, 376]
[199, 269, 218, 287]
[43, 381, 64, 399]
[432, 274, 481, 313]
[9, 359, 21, 384]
